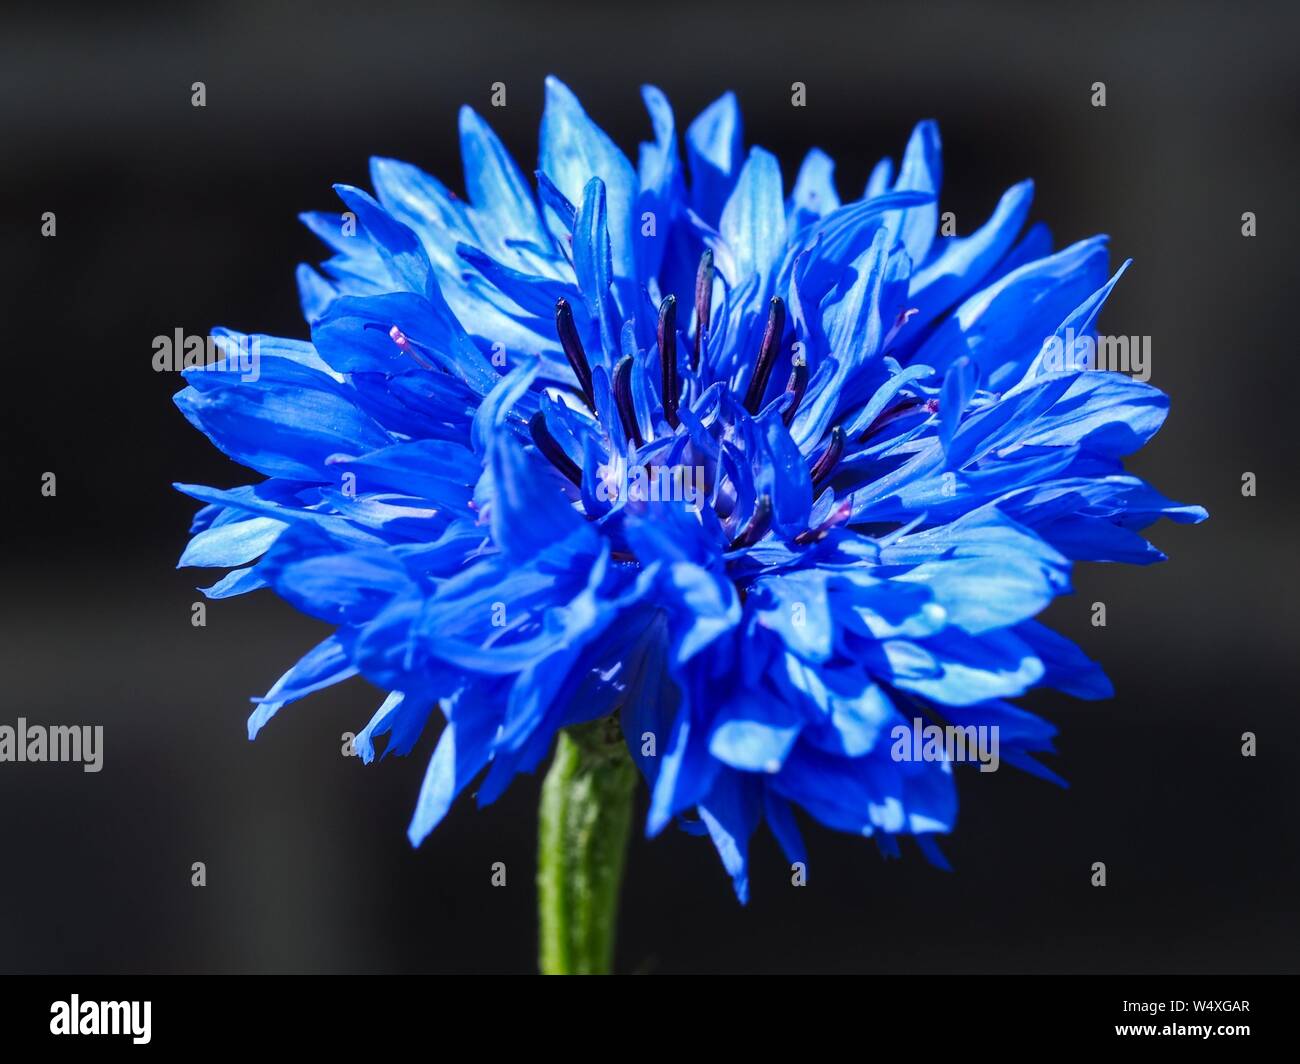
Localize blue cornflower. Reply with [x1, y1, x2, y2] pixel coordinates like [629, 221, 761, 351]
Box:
[175, 77, 1204, 907]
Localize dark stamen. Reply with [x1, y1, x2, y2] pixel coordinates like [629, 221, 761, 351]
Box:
[693, 249, 714, 370]
[554, 298, 595, 410]
[730, 494, 772, 550]
[658, 294, 679, 428]
[809, 426, 845, 487]
[744, 296, 785, 414]
[612, 356, 643, 447]
[528, 412, 582, 486]
[862, 397, 938, 439]
[782, 358, 809, 427]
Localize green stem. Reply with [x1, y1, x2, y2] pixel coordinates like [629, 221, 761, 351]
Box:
[537, 717, 636, 975]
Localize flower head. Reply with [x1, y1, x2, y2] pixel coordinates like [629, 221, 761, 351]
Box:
[175, 77, 1204, 900]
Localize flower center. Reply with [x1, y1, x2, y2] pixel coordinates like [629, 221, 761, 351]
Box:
[528, 252, 851, 554]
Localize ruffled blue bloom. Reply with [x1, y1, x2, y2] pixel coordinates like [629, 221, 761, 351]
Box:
[175, 77, 1204, 901]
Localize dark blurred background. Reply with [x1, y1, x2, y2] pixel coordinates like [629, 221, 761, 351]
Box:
[1, 0, 1296, 973]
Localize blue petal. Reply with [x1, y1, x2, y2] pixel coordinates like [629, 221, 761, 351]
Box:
[572, 178, 621, 361]
[909, 180, 1034, 329]
[175, 358, 392, 481]
[718, 147, 786, 286]
[333, 184, 434, 297]
[248, 637, 358, 739]
[788, 148, 840, 228]
[685, 91, 742, 226]
[354, 690, 437, 763]
[487, 435, 594, 561]
[708, 689, 803, 773]
[179, 515, 285, 569]
[913, 237, 1110, 390]
[458, 105, 549, 253]
[539, 76, 637, 280]
[406, 690, 502, 845]
[697, 771, 761, 902]
[883, 119, 942, 267]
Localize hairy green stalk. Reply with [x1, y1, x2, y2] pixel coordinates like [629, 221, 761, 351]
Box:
[537, 717, 637, 975]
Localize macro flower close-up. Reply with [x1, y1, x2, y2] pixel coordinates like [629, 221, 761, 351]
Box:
[172, 76, 1204, 973]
